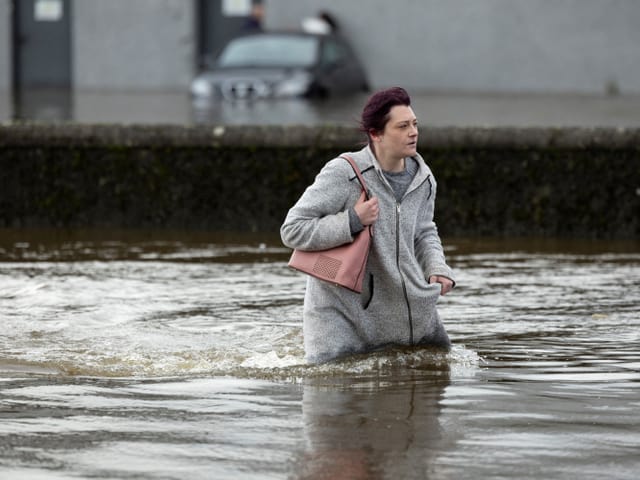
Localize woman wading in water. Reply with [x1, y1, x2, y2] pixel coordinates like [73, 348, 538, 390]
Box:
[281, 87, 455, 364]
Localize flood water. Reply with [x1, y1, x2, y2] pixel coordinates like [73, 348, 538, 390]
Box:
[5, 89, 640, 127]
[1, 229, 639, 479]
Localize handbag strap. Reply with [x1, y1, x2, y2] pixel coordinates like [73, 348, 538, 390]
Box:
[339, 155, 370, 200]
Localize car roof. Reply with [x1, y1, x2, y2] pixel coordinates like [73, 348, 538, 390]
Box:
[231, 30, 343, 42]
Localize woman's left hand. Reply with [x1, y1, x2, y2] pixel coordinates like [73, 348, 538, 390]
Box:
[428, 275, 454, 296]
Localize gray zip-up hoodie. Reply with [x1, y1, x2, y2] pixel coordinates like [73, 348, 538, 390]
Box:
[281, 145, 455, 364]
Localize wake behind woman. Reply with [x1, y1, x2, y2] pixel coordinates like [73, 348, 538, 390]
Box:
[281, 87, 455, 364]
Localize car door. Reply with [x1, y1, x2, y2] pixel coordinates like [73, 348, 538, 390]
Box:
[317, 37, 368, 94]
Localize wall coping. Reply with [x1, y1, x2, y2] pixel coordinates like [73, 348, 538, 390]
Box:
[1, 123, 640, 150]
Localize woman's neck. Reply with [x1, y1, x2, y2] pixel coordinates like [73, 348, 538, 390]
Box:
[376, 151, 405, 173]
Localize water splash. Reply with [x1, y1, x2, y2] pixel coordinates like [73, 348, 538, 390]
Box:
[1, 337, 479, 381]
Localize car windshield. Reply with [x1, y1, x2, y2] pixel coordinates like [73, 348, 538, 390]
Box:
[217, 35, 318, 68]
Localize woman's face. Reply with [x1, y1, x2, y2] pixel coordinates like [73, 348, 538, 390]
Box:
[374, 105, 419, 160]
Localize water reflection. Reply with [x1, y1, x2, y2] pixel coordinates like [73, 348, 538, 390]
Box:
[0, 90, 12, 122]
[74, 91, 193, 125]
[6, 88, 640, 127]
[296, 372, 452, 480]
[7, 88, 361, 126]
[12, 88, 73, 122]
[191, 94, 360, 126]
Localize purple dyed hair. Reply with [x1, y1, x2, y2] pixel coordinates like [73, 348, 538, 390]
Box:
[359, 87, 412, 141]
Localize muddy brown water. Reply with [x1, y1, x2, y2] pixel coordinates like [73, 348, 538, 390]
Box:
[1, 230, 639, 479]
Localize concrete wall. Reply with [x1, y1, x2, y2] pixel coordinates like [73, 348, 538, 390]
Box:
[0, 0, 10, 91]
[73, 0, 195, 90]
[1, 124, 638, 238]
[264, 0, 640, 95]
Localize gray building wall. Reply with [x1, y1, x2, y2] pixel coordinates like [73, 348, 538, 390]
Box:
[73, 0, 195, 90]
[2, 0, 640, 95]
[264, 0, 640, 95]
[0, 0, 10, 91]
[1, 0, 195, 92]
[0, 0, 11, 120]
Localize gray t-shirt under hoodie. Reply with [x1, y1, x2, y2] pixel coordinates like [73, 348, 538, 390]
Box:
[349, 157, 418, 234]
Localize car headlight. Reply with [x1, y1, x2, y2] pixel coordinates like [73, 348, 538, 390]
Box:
[191, 78, 213, 97]
[273, 71, 312, 97]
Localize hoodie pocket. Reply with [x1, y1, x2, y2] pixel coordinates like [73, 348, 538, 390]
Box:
[409, 282, 442, 342]
[361, 274, 374, 310]
[415, 282, 441, 309]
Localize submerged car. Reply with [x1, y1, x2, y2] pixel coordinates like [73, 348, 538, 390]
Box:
[191, 31, 370, 101]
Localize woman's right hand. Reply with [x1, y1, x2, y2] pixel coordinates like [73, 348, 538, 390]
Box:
[355, 197, 379, 226]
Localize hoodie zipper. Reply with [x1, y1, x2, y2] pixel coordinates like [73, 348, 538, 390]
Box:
[380, 164, 432, 346]
[395, 202, 414, 344]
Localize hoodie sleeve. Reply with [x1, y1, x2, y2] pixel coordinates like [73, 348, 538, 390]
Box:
[281, 158, 359, 251]
[414, 177, 456, 284]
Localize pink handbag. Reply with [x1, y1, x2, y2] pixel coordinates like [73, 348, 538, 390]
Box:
[288, 155, 372, 293]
